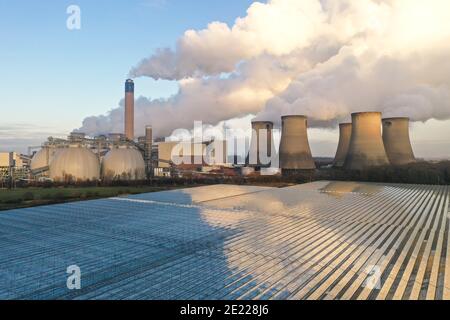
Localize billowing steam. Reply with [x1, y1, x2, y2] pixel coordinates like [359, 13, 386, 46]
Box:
[78, 0, 450, 138]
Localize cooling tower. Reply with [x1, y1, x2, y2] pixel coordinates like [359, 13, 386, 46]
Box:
[248, 121, 274, 167]
[382, 117, 416, 165]
[333, 123, 352, 168]
[344, 112, 390, 170]
[279, 115, 315, 170]
[125, 79, 135, 140]
[102, 146, 146, 181]
[49, 146, 100, 182]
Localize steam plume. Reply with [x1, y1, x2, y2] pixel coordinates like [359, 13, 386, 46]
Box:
[78, 0, 450, 138]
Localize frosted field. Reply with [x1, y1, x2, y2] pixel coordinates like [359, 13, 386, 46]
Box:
[0, 182, 448, 300]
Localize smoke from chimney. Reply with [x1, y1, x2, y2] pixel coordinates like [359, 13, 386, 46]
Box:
[77, 0, 450, 141]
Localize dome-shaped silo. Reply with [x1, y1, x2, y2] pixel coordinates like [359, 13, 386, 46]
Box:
[49, 145, 100, 182]
[102, 146, 146, 181]
[344, 112, 390, 170]
[279, 115, 316, 171]
[30, 147, 57, 171]
[247, 121, 274, 167]
[333, 123, 352, 168]
[382, 117, 416, 165]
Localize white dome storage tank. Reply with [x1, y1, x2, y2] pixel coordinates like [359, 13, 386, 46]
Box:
[30, 147, 57, 171]
[102, 146, 146, 181]
[49, 145, 100, 182]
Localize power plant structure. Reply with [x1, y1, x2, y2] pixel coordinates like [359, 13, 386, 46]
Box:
[247, 121, 275, 168]
[382, 117, 416, 166]
[49, 145, 100, 182]
[25, 80, 236, 182]
[28, 129, 160, 182]
[102, 145, 146, 181]
[279, 115, 316, 173]
[344, 112, 390, 170]
[333, 123, 352, 168]
[22, 78, 422, 184]
[125, 79, 135, 141]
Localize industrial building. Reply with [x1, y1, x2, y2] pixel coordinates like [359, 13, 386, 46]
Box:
[0, 181, 448, 300]
[0, 152, 30, 186]
[19, 79, 233, 182]
[27, 133, 149, 182]
[14, 77, 422, 184]
[0, 152, 25, 168]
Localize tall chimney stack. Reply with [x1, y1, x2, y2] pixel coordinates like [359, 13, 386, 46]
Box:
[382, 117, 416, 165]
[125, 79, 135, 141]
[344, 112, 390, 170]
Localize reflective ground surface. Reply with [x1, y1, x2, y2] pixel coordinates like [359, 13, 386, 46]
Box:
[0, 182, 448, 300]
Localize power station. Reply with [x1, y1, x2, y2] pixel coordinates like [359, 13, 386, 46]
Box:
[10, 79, 422, 184]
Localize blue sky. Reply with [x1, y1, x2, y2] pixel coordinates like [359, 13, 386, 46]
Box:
[0, 0, 256, 148]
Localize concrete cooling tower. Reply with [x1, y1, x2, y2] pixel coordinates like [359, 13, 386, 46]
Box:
[279, 115, 316, 171]
[344, 112, 390, 170]
[382, 117, 416, 165]
[333, 123, 352, 168]
[248, 121, 274, 167]
[102, 146, 146, 181]
[49, 146, 100, 182]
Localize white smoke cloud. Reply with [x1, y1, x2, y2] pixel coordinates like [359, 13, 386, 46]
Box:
[79, 0, 450, 139]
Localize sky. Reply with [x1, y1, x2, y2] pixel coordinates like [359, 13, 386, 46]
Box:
[0, 0, 449, 159]
[0, 0, 255, 151]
